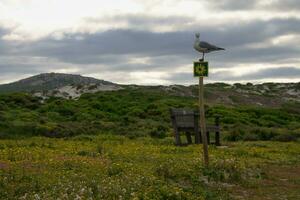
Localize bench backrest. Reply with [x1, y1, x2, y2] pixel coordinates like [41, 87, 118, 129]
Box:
[170, 108, 196, 128]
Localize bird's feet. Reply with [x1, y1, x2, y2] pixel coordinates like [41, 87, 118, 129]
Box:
[199, 58, 204, 62]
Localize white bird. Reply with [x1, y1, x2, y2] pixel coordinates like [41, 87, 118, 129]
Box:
[193, 33, 225, 61]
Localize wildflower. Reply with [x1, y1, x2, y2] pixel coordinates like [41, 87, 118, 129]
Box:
[34, 194, 40, 200]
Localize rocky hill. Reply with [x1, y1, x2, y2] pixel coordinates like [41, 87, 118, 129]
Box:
[0, 73, 119, 93]
[0, 73, 299, 106]
[35, 83, 123, 100]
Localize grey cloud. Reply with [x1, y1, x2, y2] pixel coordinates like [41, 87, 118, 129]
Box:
[238, 67, 300, 80]
[0, 28, 12, 54]
[0, 56, 77, 76]
[166, 67, 300, 83]
[0, 27, 10, 38]
[265, 0, 300, 11]
[211, 45, 300, 66]
[17, 29, 194, 63]
[69, 55, 192, 75]
[0, 63, 43, 74]
[207, 0, 300, 11]
[86, 14, 193, 28]
[207, 0, 258, 10]
[212, 67, 300, 81]
[165, 72, 194, 84]
[205, 18, 300, 48]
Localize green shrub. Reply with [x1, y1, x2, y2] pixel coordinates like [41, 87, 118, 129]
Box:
[149, 125, 169, 139]
[107, 164, 123, 176]
[129, 108, 146, 118]
[34, 123, 57, 136]
[272, 133, 297, 142]
[225, 125, 246, 141]
[243, 133, 259, 141]
[38, 122, 96, 138]
[1, 93, 41, 109]
[72, 135, 94, 141]
[0, 111, 6, 121]
[0, 102, 7, 111]
[0, 132, 12, 139]
[96, 143, 105, 155]
[203, 160, 243, 183]
[155, 163, 174, 180]
[250, 128, 278, 141]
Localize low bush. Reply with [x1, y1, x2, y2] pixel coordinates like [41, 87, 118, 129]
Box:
[77, 150, 97, 157]
[149, 125, 169, 139]
[224, 124, 246, 141]
[272, 133, 297, 142]
[107, 164, 123, 176]
[203, 158, 263, 184]
[96, 142, 105, 155]
[250, 127, 278, 140]
[225, 126, 299, 142]
[243, 133, 259, 141]
[71, 135, 94, 141]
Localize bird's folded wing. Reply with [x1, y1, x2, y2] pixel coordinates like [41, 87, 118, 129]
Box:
[199, 41, 222, 50]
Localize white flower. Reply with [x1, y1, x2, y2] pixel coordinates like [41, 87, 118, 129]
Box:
[34, 194, 40, 200]
[75, 194, 82, 200]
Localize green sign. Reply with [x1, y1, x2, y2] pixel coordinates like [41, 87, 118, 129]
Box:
[194, 61, 208, 77]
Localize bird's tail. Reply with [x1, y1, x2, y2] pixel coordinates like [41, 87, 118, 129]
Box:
[218, 47, 225, 50]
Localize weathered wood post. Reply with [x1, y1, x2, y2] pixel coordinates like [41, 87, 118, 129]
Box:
[199, 76, 209, 167]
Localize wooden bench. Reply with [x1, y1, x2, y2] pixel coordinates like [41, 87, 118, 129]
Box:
[170, 108, 221, 146]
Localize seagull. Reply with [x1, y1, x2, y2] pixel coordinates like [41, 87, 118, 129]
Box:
[194, 33, 225, 61]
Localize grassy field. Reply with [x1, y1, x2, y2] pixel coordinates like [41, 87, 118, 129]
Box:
[0, 135, 299, 199]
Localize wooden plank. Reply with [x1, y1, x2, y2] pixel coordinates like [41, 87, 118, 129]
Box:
[177, 124, 219, 131]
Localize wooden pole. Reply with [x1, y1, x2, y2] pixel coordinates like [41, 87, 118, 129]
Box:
[199, 76, 209, 167]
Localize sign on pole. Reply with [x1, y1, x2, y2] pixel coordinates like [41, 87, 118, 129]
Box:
[194, 61, 208, 77]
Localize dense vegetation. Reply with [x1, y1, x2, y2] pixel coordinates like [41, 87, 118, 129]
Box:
[0, 88, 299, 142]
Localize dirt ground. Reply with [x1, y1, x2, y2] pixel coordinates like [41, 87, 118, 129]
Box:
[230, 165, 300, 200]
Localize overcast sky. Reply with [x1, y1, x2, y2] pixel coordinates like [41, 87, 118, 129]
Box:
[0, 0, 299, 85]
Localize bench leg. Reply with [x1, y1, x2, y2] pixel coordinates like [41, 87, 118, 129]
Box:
[207, 131, 210, 145]
[215, 131, 220, 146]
[215, 116, 221, 146]
[174, 129, 181, 146]
[195, 131, 201, 144]
[199, 131, 203, 144]
[186, 132, 192, 144]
